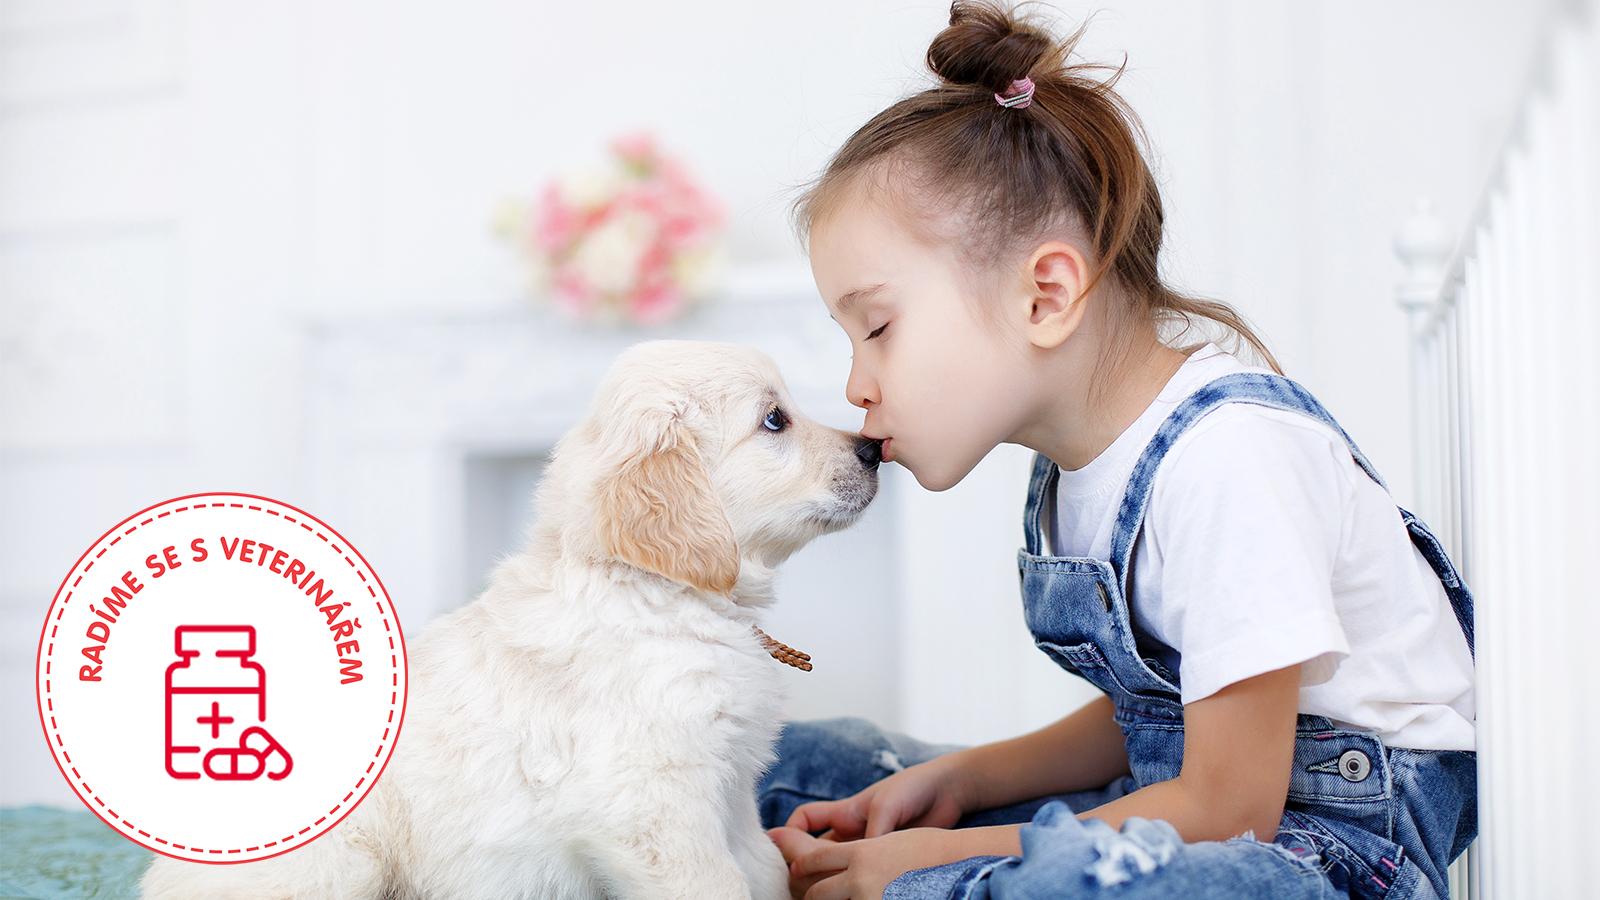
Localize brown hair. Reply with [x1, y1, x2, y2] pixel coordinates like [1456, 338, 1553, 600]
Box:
[787, 0, 1283, 406]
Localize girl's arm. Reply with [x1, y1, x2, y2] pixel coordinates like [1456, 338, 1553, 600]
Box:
[946, 693, 1133, 814]
[954, 661, 1303, 855]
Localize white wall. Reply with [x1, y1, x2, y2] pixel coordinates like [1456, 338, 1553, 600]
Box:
[0, 0, 1551, 805]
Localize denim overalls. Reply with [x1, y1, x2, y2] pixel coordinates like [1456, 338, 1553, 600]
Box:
[758, 371, 1478, 900]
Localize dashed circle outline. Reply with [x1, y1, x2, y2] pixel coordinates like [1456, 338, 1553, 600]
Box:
[35, 491, 410, 865]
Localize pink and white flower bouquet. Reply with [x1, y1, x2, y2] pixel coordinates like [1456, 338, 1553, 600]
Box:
[497, 132, 728, 326]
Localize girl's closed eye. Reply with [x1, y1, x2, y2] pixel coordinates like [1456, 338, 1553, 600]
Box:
[866, 322, 889, 340]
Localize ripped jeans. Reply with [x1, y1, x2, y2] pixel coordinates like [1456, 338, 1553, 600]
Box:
[757, 716, 1373, 899]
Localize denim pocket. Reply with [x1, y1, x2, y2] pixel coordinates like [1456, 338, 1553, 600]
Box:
[1277, 807, 1417, 899]
[1034, 639, 1125, 697]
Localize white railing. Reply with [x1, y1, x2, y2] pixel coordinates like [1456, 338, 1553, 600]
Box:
[1392, 4, 1598, 898]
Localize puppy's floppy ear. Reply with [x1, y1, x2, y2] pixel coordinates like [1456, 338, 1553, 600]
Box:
[594, 405, 740, 594]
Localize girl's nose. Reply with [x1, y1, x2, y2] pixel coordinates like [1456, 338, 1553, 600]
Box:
[845, 358, 878, 411]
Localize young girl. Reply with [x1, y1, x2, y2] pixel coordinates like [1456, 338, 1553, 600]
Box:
[757, 3, 1477, 899]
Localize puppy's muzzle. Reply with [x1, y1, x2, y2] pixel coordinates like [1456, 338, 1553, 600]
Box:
[854, 436, 884, 469]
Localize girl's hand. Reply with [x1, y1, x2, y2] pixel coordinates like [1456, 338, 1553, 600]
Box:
[780, 754, 974, 841]
[766, 824, 968, 900]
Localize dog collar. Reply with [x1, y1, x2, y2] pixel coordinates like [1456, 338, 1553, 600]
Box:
[751, 625, 812, 672]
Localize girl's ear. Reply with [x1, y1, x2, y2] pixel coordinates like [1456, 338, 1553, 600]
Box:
[593, 409, 740, 594]
[1023, 241, 1091, 350]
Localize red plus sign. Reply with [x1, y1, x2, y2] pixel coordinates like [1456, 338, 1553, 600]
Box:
[196, 701, 234, 739]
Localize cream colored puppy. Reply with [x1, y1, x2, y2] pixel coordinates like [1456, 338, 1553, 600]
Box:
[139, 339, 883, 899]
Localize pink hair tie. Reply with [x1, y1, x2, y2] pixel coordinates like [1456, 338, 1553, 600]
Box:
[994, 76, 1035, 109]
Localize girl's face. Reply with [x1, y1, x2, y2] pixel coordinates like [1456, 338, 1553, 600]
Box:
[809, 192, 1039, 492]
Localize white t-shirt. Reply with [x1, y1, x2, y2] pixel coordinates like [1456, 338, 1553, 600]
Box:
[1047, 342, 1476, 751]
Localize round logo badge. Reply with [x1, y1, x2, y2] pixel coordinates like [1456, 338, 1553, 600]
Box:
[35, 492, 408, 864]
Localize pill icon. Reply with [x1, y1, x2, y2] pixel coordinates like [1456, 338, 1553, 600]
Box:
[203, 745, 266, 780]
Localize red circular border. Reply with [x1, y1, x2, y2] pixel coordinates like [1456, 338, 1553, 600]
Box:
[34, 491, 410, 865]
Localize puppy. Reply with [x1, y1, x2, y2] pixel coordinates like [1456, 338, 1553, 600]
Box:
[139, 339, 883, 899]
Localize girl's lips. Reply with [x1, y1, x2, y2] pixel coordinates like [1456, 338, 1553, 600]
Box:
[881, 437, 895, 463]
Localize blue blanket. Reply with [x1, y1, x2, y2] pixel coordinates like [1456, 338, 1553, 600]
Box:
[0, 806, 151, 899]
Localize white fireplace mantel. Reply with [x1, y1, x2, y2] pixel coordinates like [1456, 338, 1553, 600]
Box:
[300, 261, 855, 451]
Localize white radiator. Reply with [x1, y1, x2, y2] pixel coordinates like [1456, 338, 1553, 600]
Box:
[1392, 5, 1598, 899]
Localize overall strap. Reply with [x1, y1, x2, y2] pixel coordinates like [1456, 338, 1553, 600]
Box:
[1106, 371, 1391, 605]
[1022, 450, 1057, 557]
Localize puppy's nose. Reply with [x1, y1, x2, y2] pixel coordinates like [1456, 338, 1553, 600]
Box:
[854, 436, 883, 469]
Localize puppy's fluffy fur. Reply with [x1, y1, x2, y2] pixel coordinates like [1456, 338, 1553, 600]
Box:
[140, 340, 880, 899]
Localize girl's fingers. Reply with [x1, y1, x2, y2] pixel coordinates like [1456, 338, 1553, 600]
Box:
[864, 804, 896, 839]
[785, 799, 865, 838]
[765, 823, 841, 875]
[772, 826, 853, 899]
[783, 800, 826, 832]
[864, 794, 910, 838]
[790, 839, 855, 880]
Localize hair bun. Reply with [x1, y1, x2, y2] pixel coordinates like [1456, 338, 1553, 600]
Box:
[925, 1, 1068, 93]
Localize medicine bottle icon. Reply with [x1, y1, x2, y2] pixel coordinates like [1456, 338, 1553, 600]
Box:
[164, 624, 293, 781]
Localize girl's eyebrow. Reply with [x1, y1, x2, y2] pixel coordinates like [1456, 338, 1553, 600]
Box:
[829, 282, 888, 320]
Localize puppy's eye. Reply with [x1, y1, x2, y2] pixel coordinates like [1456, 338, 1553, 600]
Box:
[866, 323, 888, 341]
[762, 405, 789, 432]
